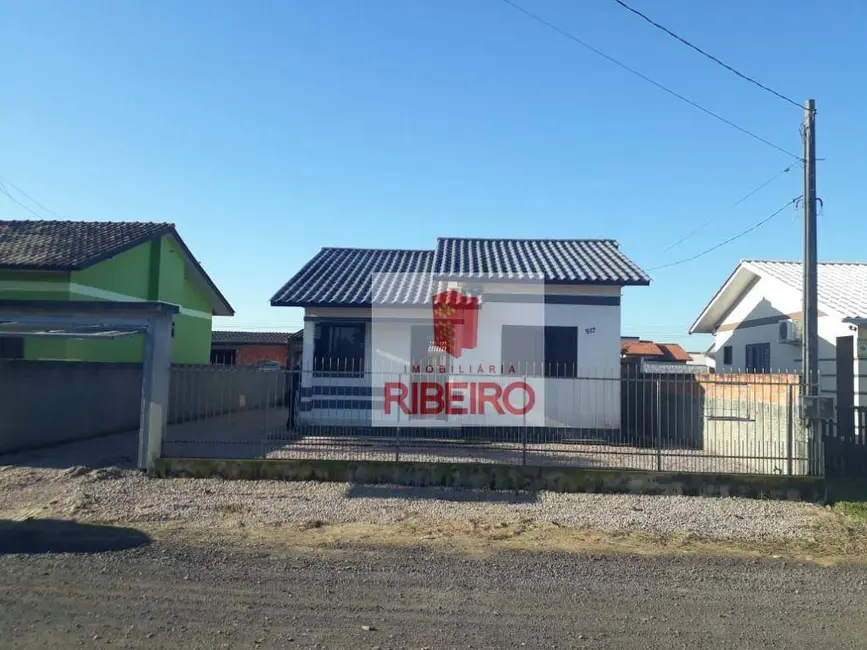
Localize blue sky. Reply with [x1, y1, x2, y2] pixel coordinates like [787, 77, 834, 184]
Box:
[2, 0, 865, 351]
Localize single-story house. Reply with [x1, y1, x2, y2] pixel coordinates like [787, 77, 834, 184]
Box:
[689, 259, 867, 403]
[271, 237, 650, 430]
[210, 329, 303, 368]
[0, 220, 233, 364]
[620, 337, 696, 373]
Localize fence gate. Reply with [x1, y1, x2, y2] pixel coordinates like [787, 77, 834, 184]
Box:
[823, 335, 867, 481]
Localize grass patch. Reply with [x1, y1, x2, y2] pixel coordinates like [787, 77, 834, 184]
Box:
[834, 501, 867, 525]
[143, 511, 867, 567]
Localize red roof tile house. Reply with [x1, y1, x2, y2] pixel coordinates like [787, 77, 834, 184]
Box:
[620, 337, 694, 374]
[210, 330, 302, 368]
[621, 338, 692, 362]
[271, 237, 650, 432]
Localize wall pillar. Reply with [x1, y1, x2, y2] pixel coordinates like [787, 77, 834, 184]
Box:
[138, 313, 173, 471]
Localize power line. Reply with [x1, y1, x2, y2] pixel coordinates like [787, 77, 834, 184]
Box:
[0, 175, 67, 220]
[0, 179, 45, 220]
[647, 198, 799, 271]
[498, 0, 800, 160]
[660, 165, 794, 254]
[611, 0, 802, 110]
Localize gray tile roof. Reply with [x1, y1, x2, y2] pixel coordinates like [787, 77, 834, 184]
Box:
[434, 238, 650, 285]
[270, 248, 435, 307]
[746, 260, 867, 319]
[272, 238, 649, 307]
[212, 330, 294, 345]
[0, 219, 234, 316]
[0, 220, 173, 269]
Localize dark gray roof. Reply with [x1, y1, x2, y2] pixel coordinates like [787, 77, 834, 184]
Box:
[0, 220, 173, 270]
[270, 248, 435, 307]
[433, 238, 650, 285]
[271, 238, 649, 307]
[212, 330, 293, 345]
[0, 220, 234, 316]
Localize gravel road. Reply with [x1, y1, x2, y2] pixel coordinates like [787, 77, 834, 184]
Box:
[2, 536, 866, 650]
[0, 464, 824, 541]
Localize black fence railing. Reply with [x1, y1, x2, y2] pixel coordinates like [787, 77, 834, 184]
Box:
[160, 363, 813, 476]
[822, 405, 867, 480]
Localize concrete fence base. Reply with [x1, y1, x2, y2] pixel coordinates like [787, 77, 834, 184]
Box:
[152, 458, 825, 502]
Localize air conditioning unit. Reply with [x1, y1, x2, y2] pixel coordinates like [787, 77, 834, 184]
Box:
[778, 318, 802, 344]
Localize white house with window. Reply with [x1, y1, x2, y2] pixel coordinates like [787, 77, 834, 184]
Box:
[689, 260, 867, 405]
[271, 237, 650, 431]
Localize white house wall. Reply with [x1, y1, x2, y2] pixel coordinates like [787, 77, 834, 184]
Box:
[713, 275, 803, 372]
[299, 283, 623, 429]
[711, 274, 865, 407]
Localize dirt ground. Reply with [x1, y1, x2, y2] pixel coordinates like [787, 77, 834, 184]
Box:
[3, 434, 867, 649]
[2, 529, 867, 650]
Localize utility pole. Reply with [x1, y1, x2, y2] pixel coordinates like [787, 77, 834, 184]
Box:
[802, 99, 819, 413]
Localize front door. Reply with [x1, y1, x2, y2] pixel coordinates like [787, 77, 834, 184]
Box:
[410, 324, 449, 423]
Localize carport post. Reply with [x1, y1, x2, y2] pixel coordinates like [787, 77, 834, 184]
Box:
[138, 314, 173, 472]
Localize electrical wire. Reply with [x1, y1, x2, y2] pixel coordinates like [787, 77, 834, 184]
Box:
[0, 179, 45, 220]
[647, 198, 799, 271]
[498, 0, 800, 160]
[660, 165, 793, 254]
[0, 175, 67, 220]
[611, 0, 803, 110]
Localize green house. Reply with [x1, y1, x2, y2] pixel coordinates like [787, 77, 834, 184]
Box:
[0, 220, 233, 363]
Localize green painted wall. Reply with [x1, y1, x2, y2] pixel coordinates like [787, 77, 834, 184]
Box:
[0, 270, 72, 360]
[174, 276, 215, 364]
[1, 235, 218, 364]
[73, 243, 152, 299]
[0, 270, 70, 298]
[158, 237, 213, 365]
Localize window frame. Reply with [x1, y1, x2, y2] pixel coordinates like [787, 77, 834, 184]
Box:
[722, 345, 733, 366]
[210, 348, 236, 365]
[501, 324, 578, 378]
[312, 321, 366, 376]
[744, 342, 771, 374]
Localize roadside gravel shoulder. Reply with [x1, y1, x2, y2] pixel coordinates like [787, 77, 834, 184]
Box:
[0, 463, 831, 544]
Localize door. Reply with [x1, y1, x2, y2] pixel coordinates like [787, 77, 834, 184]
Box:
[410, 325, 449, 422]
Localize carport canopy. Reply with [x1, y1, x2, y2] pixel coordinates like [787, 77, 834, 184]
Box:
[0, 300, 178, 470]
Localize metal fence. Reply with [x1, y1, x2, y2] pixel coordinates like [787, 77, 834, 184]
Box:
[822, 405, 867, 480]
[161, 364, 814, 476]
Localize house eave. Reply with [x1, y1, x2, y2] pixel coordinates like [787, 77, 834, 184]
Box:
[688, 262, 761, 335]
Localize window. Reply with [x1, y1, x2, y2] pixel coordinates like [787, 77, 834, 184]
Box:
[0, 336, 24, 360]
[722, 346, 733, 365]
[501, 325, 578, 378]
[313, 322, 366, 373]
[210, 348, 236, 365]
[745, 343, 771, 373]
